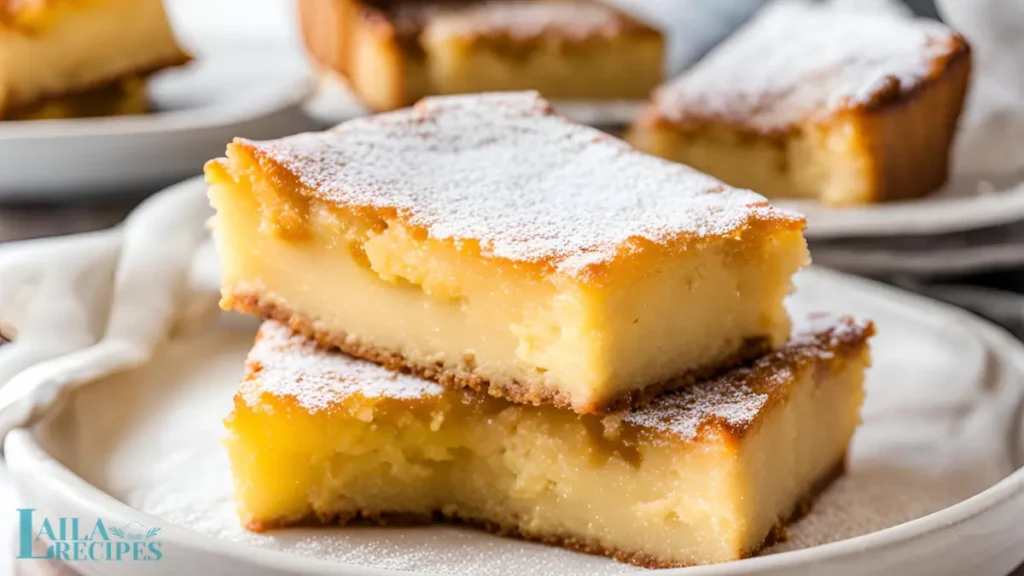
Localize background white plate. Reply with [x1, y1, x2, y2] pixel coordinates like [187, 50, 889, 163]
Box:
[789, 179, 1024, 240]
[0, 40, 315, 200]
[1, 178, 1023, 576]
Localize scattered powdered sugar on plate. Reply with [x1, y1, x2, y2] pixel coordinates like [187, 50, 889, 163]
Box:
[241, 91, 799, 278]
[654, 0, 963, 130]
[241, 321, 444, 411]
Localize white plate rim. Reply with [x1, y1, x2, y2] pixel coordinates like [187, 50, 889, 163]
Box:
[786, 181, 1024, 240]
[4, 266, 1024, 576]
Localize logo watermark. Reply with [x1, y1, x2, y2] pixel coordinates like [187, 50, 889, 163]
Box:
[17, 509, 162, 562]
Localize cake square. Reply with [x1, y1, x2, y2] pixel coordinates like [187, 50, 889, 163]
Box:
[206, 92, 808, 413]
[629, 0, 971, 206]
[297, 0, 664, 112]
[0, 0, 189, 120]
[420, 1, 663, 100]
[225, 314, 873, 568]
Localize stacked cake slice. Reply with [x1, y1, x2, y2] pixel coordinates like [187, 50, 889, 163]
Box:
[206, 91, 875, 568]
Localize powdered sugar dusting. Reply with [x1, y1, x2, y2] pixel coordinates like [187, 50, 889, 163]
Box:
[623, 315, 872, 441]
[791, 311, 871, 349]
[623, 377, 773, 442]
[243, 314, 870, 442]
[241, 92, 799, 278]
[424, 1, 645, 42]
[654, 0, 963, 131]
[240, 322, 444, 411]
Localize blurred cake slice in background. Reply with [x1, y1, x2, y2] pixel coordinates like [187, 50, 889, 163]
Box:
[629, 0, 971, 207]
[297, 0, 663, 112]
[0, 0, 190, 120]
[421, 1, 663, 100]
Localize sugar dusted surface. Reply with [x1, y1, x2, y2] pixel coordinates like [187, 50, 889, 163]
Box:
[244, 315, 871, 439]
[653, 0, 963, 131]
[240, 92, 798, 278]
[425, 1, 647, 41]
[622, 314, 872, 442]
[241, 321, 444, 411]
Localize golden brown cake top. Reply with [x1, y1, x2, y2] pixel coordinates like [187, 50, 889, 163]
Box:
[651, 0, 969, 132]
[241, 314, 874, 440]
[232, 92, 801, 280]
[424, 0, 657, 41]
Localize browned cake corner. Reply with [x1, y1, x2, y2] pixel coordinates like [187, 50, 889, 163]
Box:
[629, 0, 971, 206]
[225, 314, 873, 568]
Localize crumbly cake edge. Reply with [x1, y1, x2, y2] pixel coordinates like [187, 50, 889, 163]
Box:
[640, 33, 971, 136]
[227, 288, 773, 415]
[239, 454, 846, 569]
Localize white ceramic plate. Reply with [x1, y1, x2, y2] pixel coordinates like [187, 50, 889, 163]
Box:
[788, 178, 1024, 240]
[809, 222, 1024, 277]
[1, 178, 1024, 575]
[0, 41, 315, 201]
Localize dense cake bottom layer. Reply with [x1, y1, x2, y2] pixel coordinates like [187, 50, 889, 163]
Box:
[225, 317, 872, 568]
[243, 459, 845, 570]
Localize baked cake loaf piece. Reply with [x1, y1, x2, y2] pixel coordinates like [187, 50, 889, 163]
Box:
[420, 1, 663, 99]
[206, 92, 808, 414]
[629, 0, 971, 206]
[0, 0, 189, 120]
[225, 315, 874, 568]
[297, 0, 663, 111]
